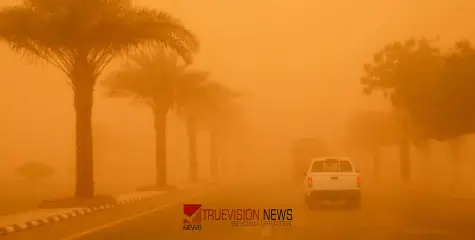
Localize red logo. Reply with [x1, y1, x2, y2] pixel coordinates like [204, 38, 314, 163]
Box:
[184, 204, 202, 224]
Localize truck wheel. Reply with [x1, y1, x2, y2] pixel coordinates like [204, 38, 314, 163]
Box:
[305, 197, 319, 210]
[346, 198, 361, 209]
[307, 201, 319, 210]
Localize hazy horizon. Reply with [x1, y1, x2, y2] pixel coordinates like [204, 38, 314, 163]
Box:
[1, 0, 475, 193]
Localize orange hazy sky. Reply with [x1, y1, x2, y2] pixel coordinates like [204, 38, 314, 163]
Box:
[1, 0, 475, 179]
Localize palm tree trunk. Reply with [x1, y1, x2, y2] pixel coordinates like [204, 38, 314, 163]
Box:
[398, 112, 411, 183]
[209, 129, 219, 180]
[186, 117, 198, 182]
[72, 64, 95, 199]
[372, 146, 380, 181]
[448, 137, 462, 193]
[154, 108, 168, 187]
[400, 137, 411, 182]
[417, 140, 431, 191]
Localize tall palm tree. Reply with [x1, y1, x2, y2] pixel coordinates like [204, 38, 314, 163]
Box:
[173, 77, 208, 182]
[207, 99, 243, 180]
[103, 49, 207, 189]
[0, 0, 198, 198]
[176, 81, 241, 181]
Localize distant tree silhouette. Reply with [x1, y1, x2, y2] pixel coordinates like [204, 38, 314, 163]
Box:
[429, 41, 475, 140]
[204, 94, 243, 180]
[361, 38, 475, 187]
[173, 73, 209, 182]
[208, 101, 246, 178]
[360, 37, 443, 182]
[347, 110, 399, 180]
[175, 81, 242, 181]
[17, 161, 55, 182]
[103, 49, 206, 188]
[430, 41, 475, 191]
[0, 0, 198, 198]
[291, 138, 328, 183]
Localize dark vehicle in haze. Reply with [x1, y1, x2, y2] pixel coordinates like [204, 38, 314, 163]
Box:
[291, 138, 327, 183]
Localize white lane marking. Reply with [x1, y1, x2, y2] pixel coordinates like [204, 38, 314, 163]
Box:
[60, 200, 185, 240]
[60, 190, 219, 240]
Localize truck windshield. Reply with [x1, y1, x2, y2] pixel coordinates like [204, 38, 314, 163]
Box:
[311, 159, 353, 172]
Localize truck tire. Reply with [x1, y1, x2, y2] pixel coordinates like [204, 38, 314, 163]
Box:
[305, 196, 319, 210]
[307, 201, 319, 210]
[346, 197, 361, 209]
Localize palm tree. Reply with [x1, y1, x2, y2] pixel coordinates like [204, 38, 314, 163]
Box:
[0, 0, 198, 198]
[173, 77, 208, 182]
[176, 81, 241, 181]
[207, 99, 243, 180]
[103, 49, 207, 189]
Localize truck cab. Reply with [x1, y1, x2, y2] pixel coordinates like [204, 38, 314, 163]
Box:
[304, 157, 361, 209]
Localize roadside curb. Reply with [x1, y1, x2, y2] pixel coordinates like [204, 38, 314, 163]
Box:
[0, 191, 165, 236]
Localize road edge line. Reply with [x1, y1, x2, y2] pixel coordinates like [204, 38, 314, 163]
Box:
[60, 187, 221, 240]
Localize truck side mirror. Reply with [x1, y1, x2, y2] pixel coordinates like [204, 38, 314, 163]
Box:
[355, 169, 360, 173]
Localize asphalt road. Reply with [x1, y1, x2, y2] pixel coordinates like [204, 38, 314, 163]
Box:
[3, 181, 475, 240]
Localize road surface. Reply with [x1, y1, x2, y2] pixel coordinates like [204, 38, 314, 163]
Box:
[3, 181, 475, 239]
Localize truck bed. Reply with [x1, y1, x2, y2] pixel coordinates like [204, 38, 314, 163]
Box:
[304, 158, 361, 198]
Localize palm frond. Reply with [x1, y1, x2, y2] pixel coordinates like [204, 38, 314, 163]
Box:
[176, 78, 245, 130]
[92, 7, 199, 64]
[103, 64, 144, 97]
[0, 5, 74, 76]
[103, 49, 191, 110]
[0, 0, 199, 84]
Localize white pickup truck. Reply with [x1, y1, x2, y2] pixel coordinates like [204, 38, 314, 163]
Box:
[304, 157, 361, 209]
